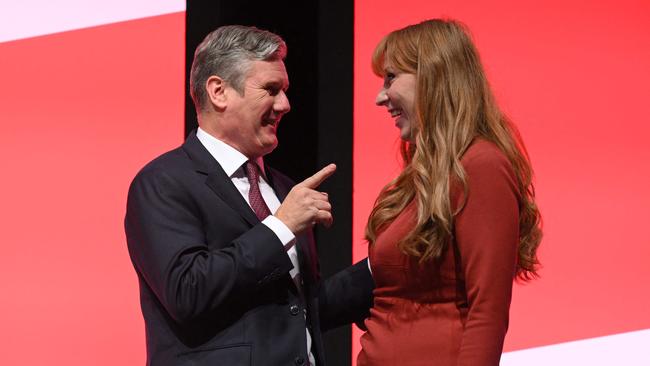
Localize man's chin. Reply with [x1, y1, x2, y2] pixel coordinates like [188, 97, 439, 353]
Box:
[257, 139, 278, 157]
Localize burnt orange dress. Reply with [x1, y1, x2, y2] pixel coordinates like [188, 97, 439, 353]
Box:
[358, 140, 521, 366]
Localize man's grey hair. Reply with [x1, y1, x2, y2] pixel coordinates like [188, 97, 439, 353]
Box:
[189, 25, 287, 112]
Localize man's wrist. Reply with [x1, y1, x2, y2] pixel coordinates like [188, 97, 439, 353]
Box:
[262, 215, 296, 250]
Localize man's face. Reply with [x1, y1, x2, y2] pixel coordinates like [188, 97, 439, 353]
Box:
[221, 59, 290, 158]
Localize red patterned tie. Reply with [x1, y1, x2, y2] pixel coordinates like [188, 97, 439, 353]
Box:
[245, 161, 272, 220]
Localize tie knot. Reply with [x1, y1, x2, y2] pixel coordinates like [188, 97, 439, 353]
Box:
[245, 160, 261, 184]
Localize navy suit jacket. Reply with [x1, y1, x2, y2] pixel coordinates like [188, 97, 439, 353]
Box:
[125, 131, 373, 365]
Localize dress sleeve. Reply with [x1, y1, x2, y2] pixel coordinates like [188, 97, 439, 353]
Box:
[453, 147, 520, 366]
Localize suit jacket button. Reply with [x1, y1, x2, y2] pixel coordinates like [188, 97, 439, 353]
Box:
[290, 304, 300, 316]
[294, 356, 305, 365]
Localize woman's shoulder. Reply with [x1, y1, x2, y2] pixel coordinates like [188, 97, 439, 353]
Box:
[458, 138, 519, 199]
[461, 138, 511, 173]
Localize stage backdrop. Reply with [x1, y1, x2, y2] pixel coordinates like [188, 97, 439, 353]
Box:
[353, 0, 650, 365]
[2, 1, 649, 365]
[0, 1, 185, 365]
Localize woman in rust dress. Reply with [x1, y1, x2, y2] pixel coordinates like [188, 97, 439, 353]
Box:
[357, 19, 543, 366]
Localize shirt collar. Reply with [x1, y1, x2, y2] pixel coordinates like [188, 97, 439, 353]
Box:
[196, 127, 266, 178]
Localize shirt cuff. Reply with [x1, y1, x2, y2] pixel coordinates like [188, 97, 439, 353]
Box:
[262, 215, 296, 250]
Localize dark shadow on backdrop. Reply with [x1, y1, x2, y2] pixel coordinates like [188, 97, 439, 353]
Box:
[185, 1, 355, 365]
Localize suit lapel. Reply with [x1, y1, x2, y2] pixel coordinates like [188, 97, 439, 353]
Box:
[265, 169, 289, 202]
[182, 131, 259, 227]
[205, 171, 259, 227]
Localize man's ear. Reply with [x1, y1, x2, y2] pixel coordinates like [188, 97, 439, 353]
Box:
[205, 75, 228, 109]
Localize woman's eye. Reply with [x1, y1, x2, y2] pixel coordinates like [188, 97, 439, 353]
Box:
[384, 73, 395, 86]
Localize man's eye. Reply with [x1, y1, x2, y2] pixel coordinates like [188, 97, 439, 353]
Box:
[267, 87, 280, 96]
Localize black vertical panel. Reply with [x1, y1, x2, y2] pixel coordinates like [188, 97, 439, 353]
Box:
[185, 1, 319, 182]
[315, 1, 355, 366]
[185, 1, 355, 365]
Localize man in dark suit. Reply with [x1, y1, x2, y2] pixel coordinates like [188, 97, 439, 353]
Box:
[125, 25, 373, 365]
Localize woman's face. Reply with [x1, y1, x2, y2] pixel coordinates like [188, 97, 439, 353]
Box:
[375, 61, 417, 142]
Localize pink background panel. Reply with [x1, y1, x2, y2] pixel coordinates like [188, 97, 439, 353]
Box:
[0, 13, 185, 365]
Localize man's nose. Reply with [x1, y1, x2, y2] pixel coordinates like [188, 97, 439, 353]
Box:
[275, 91, 291, 113]
[375, 88, 388, 106]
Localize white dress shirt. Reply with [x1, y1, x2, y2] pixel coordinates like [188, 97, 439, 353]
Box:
[196, 127, 314, 365]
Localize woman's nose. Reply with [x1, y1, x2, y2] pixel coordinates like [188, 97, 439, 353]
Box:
[376, 88, 388, 106]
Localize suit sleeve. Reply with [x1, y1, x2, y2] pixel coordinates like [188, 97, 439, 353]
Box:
[454, 151, 520, 366]
[318, 258, 375, 331]
[124, 167, 293, 325]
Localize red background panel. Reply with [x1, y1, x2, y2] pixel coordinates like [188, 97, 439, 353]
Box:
[353, 0, 650, 359]
[0, 13, 184, 365]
